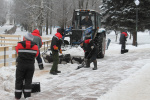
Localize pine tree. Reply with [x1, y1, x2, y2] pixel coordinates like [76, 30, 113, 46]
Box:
[101, 0, 150, 31]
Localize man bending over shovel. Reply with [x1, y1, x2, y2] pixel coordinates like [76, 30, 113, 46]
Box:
[79, 37, 98, 70]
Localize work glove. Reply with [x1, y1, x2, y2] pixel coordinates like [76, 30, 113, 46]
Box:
[91, 46, 94, 49]
[59, 49, 62, 54]
[53, 45, 58, 50]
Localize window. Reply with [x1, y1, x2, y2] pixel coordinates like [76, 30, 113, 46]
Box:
[74, 14, 95, 29]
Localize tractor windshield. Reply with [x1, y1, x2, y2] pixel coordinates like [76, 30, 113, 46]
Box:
[73, 14, 95, 29]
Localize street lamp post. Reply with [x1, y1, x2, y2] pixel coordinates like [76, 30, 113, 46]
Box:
[134, 0, 140, 47]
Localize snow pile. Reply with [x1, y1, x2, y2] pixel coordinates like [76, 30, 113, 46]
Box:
[0, 25, 13, 34]
[0, 66, 15, 99]
[62, 46, 84, 56]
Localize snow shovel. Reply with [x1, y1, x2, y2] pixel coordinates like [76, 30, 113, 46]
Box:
[76, 60, 86, 70]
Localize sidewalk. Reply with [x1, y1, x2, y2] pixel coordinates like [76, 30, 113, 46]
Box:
[99, 63, 150, 100]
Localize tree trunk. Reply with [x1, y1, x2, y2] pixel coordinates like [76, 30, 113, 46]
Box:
[46, 0, 49, 35]
[114, 30, 117, 42]
[129, 32, 131, 39]
[39, 26, 42, 36]
[86, 0, 89, 9]
[50, 0, 53, 34]
[132, 31, 137, 46]
[46, 14, 48, 35]
[63, 1, 65, 28]
[39, 0, 44, 36]
[79, 0, 84, 9]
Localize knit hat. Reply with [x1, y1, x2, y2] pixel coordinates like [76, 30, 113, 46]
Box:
[57, 28, 65, 35]
[24, 33, 34, 41]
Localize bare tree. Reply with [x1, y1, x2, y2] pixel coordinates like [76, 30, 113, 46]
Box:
[12, 0, 103, 35]
[38, 0, 44, 35]
[0, 0, 10, 26]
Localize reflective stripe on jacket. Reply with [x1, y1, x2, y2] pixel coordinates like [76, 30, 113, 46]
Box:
[15, 40, 39, 64]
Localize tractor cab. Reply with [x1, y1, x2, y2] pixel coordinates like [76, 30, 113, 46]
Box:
[71, 9, 101, 45]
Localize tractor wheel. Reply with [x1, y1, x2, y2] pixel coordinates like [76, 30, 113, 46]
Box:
[95, 33, 106, 58]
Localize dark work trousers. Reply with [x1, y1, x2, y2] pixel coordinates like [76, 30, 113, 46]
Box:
[85, 49, 98, 62]
[36, 51, 43, 65]
[121, 41, 126, 50]
[50, 50, 59, 72]
[15, 63, 35, 99]
[84, 49, 98, 67]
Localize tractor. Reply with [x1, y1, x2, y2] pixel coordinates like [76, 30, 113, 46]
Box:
[69, 9, 106, 58]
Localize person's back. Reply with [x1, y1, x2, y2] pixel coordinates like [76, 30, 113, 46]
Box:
[31, 29, 44, 70]
[16, 40, 39, 64]
[31, 29, 42, 49]
[83, 39, 93, 52]
[50, 32, 63, 51]
[120, 32, 128, 44]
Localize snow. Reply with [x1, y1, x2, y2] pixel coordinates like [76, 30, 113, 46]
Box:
[98, 63, 150, 100]
[0, 25, 150, 100]
[0, 25, 13, 34]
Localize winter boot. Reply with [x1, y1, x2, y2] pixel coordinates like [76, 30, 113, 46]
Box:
[92, 60, 97, 70]
[50, 71, 58, 75]
[85, 59, 90, 68]
[39, 64, 44, 70]
[121, 50, 124, 54]
[56, 71, 61, 73]
[121, 49, 128, 54]
[124, 49, 129, 53]
[56, 70, 61, 73]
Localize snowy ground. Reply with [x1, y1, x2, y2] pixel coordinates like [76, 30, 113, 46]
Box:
[0, 25, 150, 100]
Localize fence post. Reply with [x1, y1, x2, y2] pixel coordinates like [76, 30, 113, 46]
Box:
[0, 36, 2, 46]
[15, 46, 17, 58]
[0, 36, 5, 46]
[47, 41, 48, 50]
[44, 42, 45, 52]
[4, 47, 6, 66]
[4, 37, 5, 46]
